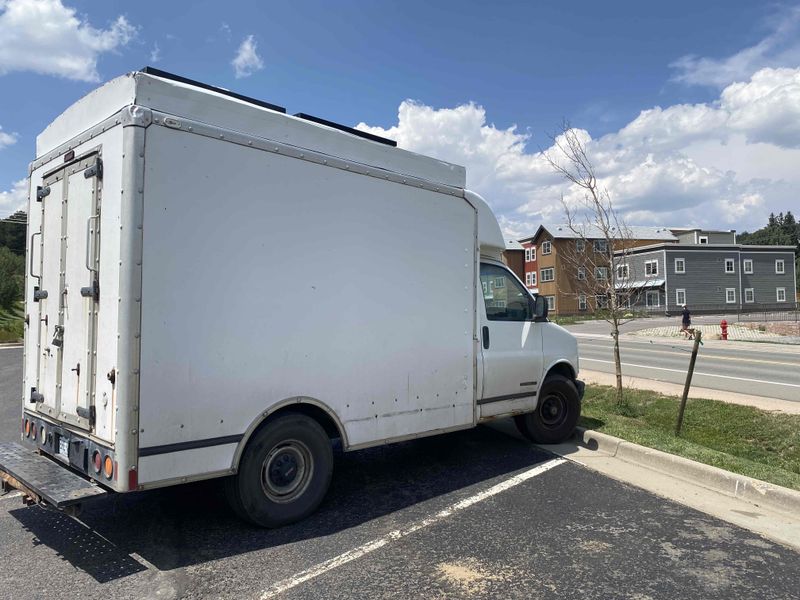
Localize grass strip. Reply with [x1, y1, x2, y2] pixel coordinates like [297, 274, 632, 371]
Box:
[580, 385, 800, 491]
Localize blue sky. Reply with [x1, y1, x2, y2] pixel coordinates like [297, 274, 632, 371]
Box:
[2, 0, 800, 234]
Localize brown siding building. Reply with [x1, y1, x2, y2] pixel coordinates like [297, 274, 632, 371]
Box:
[519, 224, 678, 315]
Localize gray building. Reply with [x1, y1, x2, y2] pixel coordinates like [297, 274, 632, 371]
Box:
[615, 243, 797, 313]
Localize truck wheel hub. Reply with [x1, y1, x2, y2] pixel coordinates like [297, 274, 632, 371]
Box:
[261, 441, 313, 502]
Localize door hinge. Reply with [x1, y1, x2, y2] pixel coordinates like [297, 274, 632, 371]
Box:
[80, 279, 100, 302]
[36, 185, 51, 201]
[76, 405, 96, 426]
[30, 388, 44, 404]
[51, 325, 64, 348]
[33, 288, 48, 302]
[84, 158, 103, 180]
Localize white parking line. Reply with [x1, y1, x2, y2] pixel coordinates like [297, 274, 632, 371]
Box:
[581, 358, 800, 388]
[0, 345, 23, 351]
[259, 458, 567, 599]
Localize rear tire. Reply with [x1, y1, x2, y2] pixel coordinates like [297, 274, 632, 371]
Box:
[225, 413, 333, 528]
[515, 374, 580, 444]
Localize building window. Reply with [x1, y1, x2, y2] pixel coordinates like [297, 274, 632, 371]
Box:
[726, 288, 736, 304]
[576, 239, 585, 252]
[616, 264, 629, 279]
[617, 294, 631, 309]
[530, 271, 537, 286]
[546, 296, 555, 311]
[676, 289, 686, 306]
[577, 266, 586, 281]
[699, 235, 709, 244]
[596, 295, 609, 309]
[595, 266, 608, 281]
[777, 288, 787, 302]
[495, 277, 505, 288]
[531, 246, 536, 261]
[745, 288, 754, 303]
[645, 291, 660, 308]
[593, 240, 608, 254]
[743, 259, 753, 274]
[525, 248, 531, 262]
[776, 259, 785, 274]
[541, 267, 555, 282]
[674, 258, 685, 274]
[542, 241, 552, 255]
[724, 258, 735, 274]
[525, 272, 538, 287]
[578, 294, 587, 311]
[645, 260, 659, 276]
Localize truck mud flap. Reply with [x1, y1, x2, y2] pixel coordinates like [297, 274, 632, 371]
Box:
[0, 442, 107, 508]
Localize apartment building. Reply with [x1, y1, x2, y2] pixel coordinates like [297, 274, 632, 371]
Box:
[519, 224, 678, 314]
[616, 243, 797, 313]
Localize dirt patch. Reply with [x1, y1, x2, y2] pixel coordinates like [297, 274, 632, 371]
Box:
[436, 558, 504, 596]
[740, 321, 800, 337]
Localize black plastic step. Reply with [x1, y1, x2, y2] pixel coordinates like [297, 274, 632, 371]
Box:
[0, 442, 107, 508]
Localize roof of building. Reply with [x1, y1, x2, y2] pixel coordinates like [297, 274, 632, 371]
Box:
[668, 227, 736, 234]
[505, 239, 524, 251]
[614, 242, 798, 255]
[519, 224, 678, 243]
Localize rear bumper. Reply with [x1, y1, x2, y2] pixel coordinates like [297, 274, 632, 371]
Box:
[0, 441, 107, 509]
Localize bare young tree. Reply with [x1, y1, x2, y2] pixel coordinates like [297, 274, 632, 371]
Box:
[544, 123, 641, 407]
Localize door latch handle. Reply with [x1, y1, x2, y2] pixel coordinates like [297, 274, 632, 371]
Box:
[482, 326, 490, 350]
[71, 363, 80, 377]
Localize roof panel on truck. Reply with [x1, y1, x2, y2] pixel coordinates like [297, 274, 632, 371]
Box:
[36, 70, 466, 189]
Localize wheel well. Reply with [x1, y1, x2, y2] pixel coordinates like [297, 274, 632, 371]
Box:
[232, 401, 346, 472]
[260, 403, 344, 442]
[545, 362, 576, 382]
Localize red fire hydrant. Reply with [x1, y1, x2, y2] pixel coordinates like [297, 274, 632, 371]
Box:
[720, 319, 728, 340]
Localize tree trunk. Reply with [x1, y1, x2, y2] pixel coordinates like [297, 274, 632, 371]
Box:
[612, 326, 624, 406]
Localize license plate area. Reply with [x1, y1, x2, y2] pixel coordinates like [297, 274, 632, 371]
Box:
[57, 436, 69, 459]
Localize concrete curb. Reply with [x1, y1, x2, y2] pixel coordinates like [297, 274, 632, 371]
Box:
[573, 427, 800, 519]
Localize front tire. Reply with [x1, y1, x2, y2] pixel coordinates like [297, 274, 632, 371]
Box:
[515, 374, 580, 444]
[225, 413, 333, 527]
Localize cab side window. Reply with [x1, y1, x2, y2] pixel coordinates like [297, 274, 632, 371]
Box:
[480, 263, 533, 321]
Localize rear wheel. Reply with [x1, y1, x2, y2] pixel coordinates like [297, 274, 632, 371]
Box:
[515, 374, 580, 444]
[225, 413, 333, 527]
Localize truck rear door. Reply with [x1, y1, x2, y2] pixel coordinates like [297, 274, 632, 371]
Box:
[32, 152, 102, 433]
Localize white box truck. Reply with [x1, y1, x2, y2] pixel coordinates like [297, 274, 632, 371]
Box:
[0, 68, 582, 527]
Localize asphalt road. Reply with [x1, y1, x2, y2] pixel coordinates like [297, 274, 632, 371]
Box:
[575, 336, 800, 402]
[2, 346, 800, 599]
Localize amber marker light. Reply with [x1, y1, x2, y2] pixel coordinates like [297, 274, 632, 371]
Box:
[24, 419, 30, 437]
[103, 455, 114, 479]
[93, 451, 102, 473]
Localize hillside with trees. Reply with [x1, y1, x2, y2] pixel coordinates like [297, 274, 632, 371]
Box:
[738, 212, 799, 292]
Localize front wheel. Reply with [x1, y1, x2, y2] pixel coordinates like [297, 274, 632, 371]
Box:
[225, 413, 333, 527]
[514, 374, 580, 444]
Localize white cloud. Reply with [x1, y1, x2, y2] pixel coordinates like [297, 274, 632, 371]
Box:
[0, 125, 17, 149]
[0, 179, 27, 218]
[231, 34, 264, 79]
[671, 6, 800, 87]
[149, 42, 161, 64]
[0, 0, 136, 82]
[357, 67, 800, 236]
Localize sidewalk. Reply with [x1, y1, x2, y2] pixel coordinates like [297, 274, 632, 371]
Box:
[631, 323, 800, 345]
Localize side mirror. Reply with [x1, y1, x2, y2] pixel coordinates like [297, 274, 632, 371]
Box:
[533, 295, 548, 321]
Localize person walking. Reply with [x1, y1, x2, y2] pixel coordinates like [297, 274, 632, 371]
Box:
[680, 304, 692, 339]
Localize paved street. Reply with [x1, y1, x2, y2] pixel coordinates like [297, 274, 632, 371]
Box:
[1, 346, 799, 599]
[574, 333, 800, 402]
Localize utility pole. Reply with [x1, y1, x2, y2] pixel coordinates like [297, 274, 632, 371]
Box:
[675, 330, 702, 436]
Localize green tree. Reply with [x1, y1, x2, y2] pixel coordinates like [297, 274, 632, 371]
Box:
[0, 246, 24, 309]
[0, 211, 27, 256]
